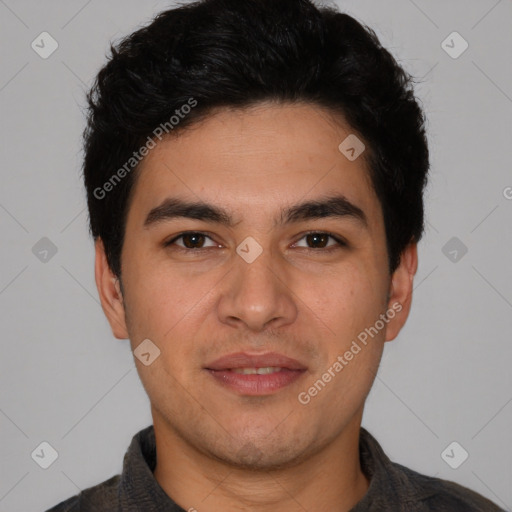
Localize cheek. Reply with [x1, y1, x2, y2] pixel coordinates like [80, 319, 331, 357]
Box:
[124, 251, 198, 322]
[123, 260, 220, 362]
[301, 268, 385, 401]
[299, 261, 384, 341]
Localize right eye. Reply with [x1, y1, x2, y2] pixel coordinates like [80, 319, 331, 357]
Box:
[164, 231, 219, 250]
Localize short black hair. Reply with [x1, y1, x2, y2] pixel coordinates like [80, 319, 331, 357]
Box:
[83, 0, 429, 279]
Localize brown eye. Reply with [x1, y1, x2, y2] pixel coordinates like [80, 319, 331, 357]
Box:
[306, 233, 329, 248]
[165, 232, 217, 249]
[180, 233, 206, 248]
[294, 232, 346, 250]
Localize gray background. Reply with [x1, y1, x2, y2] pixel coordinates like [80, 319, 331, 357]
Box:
[0, 0, 511, 510]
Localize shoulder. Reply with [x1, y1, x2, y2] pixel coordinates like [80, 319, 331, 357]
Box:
[44, 494, 79, 512]
[44, 474, 120, 512]
[358, 428, 504, 511]
[395, 462, 505, 511]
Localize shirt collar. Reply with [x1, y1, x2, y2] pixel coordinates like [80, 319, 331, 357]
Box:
[351, 427, 423, 511]
[118, 424, 184, 511]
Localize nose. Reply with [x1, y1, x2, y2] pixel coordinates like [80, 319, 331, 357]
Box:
[216, 246, 298, 333]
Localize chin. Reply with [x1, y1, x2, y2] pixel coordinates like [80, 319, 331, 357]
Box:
[206, 431, 316, 471]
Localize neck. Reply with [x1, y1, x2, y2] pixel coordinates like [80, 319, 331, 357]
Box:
[153, 412, 370, 512]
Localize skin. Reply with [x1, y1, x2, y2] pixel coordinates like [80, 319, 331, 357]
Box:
[95, 102, 418, 512]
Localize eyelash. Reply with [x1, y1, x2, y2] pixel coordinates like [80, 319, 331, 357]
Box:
[164, 231, 347, 253]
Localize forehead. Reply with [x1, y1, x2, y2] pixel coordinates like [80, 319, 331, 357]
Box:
[126, 102, 381, 227]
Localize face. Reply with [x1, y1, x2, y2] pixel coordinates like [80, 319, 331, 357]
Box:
[96, 102, 417, 469]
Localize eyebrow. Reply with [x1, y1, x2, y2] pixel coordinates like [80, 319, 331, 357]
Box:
[143, 194, 368, 230]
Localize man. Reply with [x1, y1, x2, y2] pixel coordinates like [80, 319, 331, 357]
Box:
[47, 0, 504, 510]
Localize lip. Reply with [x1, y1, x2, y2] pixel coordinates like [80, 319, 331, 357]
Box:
[204, 352, 307, 396]
[205, 351, 308, 371]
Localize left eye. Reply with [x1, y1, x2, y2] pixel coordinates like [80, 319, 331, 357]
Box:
[293, 232, 346, 250]
[164, 231, 346, 251]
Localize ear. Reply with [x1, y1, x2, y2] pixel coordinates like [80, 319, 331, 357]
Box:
[384, 243, 418, 342]
[94, 238, 129, 339]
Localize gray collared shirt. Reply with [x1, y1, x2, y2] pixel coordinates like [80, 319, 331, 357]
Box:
[46, 425, 505, 511]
